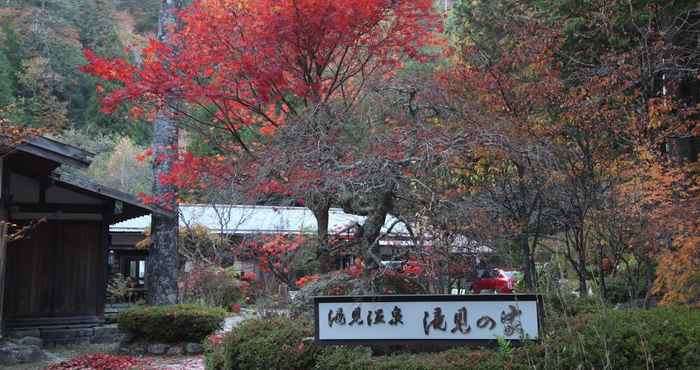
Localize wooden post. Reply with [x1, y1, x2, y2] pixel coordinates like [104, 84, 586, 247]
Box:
[0, 221, 8, 338]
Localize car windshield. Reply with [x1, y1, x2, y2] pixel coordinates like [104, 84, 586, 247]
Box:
[502, 271, 515, 278]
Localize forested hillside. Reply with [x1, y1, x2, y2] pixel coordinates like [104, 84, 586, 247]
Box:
[0, 0, 160, 193]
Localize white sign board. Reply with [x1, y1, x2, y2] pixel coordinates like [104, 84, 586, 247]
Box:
[314, 295, 541, 344]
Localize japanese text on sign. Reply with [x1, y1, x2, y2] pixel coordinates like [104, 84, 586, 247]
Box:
[315, 295, 541, 343]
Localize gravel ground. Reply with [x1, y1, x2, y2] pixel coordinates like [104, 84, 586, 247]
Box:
[141, 356, 205, 370]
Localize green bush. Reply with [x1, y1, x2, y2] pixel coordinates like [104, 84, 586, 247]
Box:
[206, 307, 700, 370]
[314, 346, 373, 370]
[117, 304, 226, 343]
[204, 335, 226, 370]
[314, 346, 523, 370]
[546, 306, 700, 370]
[602, 273, 650, 305]
[205, 317, 320, 370]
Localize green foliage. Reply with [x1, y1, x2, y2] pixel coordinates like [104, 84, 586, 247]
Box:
[55, 130, 152, 194]
[207, 317, 320, 370]
[448, 0, 529, 56]
[114, 0, 162, 34]
[0, 0, 153, 142]
[604, 273, 650, 305]
[204, 335, 226, 370]
[533, 0, 699, 59]
[0, 49, 15, 108]
[545, 306, 700, 370]
[545, 292, 605, 318]
[206, 304, 699, 370]
[314, 346, 522, 370]
[117, 304, 226, 343]
[106, 273, 136, 303]
[313, 346, 373, 370]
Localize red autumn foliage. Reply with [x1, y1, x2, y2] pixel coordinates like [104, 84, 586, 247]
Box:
[295, 273, 320, 288]
[240, 271, 257, 282]
[46, 353, 143, 370]
[238, 234, 306, 287]
[81, 0, 438, 138]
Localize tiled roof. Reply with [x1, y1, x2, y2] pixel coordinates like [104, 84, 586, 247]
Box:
[110, 204, 409, 236]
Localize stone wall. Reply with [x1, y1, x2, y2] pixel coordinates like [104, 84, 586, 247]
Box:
[0, 336, 45, 366]
[8, 324, 126, 347]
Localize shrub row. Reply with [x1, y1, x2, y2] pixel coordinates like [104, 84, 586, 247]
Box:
[205, 306, 700, 370]
[118, 304, 226, 343]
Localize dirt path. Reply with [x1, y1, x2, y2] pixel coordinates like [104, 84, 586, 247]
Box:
[143, 356, 205, 370]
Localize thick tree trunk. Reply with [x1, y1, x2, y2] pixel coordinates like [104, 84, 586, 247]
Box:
[310, 202, 333, 274]
[360, 191, 393, 273]
[147, 0, 183, 305]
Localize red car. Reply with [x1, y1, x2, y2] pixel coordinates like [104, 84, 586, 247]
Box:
[471, 269, 517, 293]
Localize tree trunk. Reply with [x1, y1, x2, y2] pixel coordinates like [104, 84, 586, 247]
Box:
[360, 191, 393, 273]
[577, 236, 588, 296]
[310, 201, 333, 274]
[147, 0, 183, 305]
[519, 233, 535, 291]
[578, 273, 588, 297]
[598, 244, 607, 300]
[0, 222, 7, 337]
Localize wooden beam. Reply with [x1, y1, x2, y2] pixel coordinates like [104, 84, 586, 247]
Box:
[0, 222, 8, 338]
[11, 203, 106, 214]
[10, 212, 103, 221]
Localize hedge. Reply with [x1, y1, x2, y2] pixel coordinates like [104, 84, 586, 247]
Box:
[313, 346, 517, 370]
[205, 306, 700, 370]
[118, 304, 226, 343]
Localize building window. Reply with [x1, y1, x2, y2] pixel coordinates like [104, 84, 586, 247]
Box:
[126, 258, 146, 286]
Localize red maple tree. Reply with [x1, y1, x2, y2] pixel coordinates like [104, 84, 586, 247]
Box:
[82, 0, 440, 274]
[81, 0, 438, 143]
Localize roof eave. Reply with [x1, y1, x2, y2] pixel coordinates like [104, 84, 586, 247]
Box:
[15, 136, 94, 169]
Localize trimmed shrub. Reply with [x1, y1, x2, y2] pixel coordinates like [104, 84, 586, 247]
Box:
[206, 306, 699, 370]
[205, 317, 320, 370]
[314, 346, 523, 370]
[117, 304, 226, 343]
[314, 346, 373, 370]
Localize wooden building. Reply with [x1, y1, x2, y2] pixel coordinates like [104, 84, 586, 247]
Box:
[0, 137, 153, 336]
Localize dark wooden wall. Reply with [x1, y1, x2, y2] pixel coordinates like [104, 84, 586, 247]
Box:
[5, 220, 103, 322]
